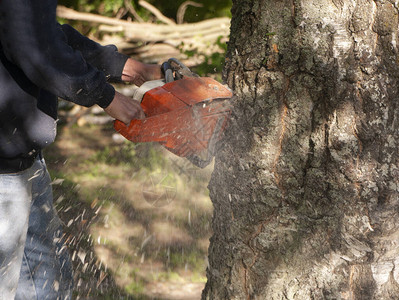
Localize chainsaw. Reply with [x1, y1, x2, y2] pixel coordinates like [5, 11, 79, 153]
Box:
[114, 58, 233, 168]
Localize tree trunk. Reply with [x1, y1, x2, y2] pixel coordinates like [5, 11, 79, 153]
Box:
[204, 0, 399, 299]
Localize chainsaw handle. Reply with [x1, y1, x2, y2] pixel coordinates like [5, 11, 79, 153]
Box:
[161, 62, 174, 83]
[168, 58, 198, 79]
[161, 58, 199, 83]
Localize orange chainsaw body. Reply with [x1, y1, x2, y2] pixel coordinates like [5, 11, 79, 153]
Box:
[114, 77, 232, 166]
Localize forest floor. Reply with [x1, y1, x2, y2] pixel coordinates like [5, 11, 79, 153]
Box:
[44, 102, 214, 299]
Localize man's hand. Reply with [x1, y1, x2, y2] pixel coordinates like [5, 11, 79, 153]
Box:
[105, 59, 162, 124]
[104, 91, 145, 125]
[121, 58, 162, 86]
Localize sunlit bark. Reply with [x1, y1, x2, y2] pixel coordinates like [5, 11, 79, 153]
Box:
[204, 0, 399, 299]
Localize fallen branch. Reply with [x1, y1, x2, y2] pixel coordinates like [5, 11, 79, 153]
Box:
[57, 6, 230, 51]
[138, 0, 176, 25]
[177, 1, 203, 24]
[57, 6, 229, 34]
[124, 0, 144, 23]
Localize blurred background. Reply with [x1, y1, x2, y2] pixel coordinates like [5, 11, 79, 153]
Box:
[48, 1, 232, 299]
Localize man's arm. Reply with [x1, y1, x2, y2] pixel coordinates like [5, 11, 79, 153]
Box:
[58, 24, 162, 123]
[60, 24, 162, 86]
[59, 24, 129, 81]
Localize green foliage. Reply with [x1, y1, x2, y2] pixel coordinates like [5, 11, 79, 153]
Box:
[60, 0, 124, 16]
[146, 0, 232, 22]
[58, 0, 232, 22]
[125, 269, 145, 295]
[159, 247, 206, 273]
[181, 35, 228, 78]
[92, 142, 167, 171]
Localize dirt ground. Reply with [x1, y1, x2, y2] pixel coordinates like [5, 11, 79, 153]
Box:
[44, 111, 213, 299]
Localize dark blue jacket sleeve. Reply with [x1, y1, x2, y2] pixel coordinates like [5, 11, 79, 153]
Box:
[0, 0, 116, 108]
[59, 24, 129, 81]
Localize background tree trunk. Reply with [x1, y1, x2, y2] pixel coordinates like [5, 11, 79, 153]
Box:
[204, 0, 399, 299]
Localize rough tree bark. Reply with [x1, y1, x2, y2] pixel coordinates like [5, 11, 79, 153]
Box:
[204, 0, 399, 299]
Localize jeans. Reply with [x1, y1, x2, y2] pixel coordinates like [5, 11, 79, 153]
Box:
[0, 156, 73, 300]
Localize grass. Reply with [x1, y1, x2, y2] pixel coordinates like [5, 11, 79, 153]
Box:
[44, 119, 213, 299]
